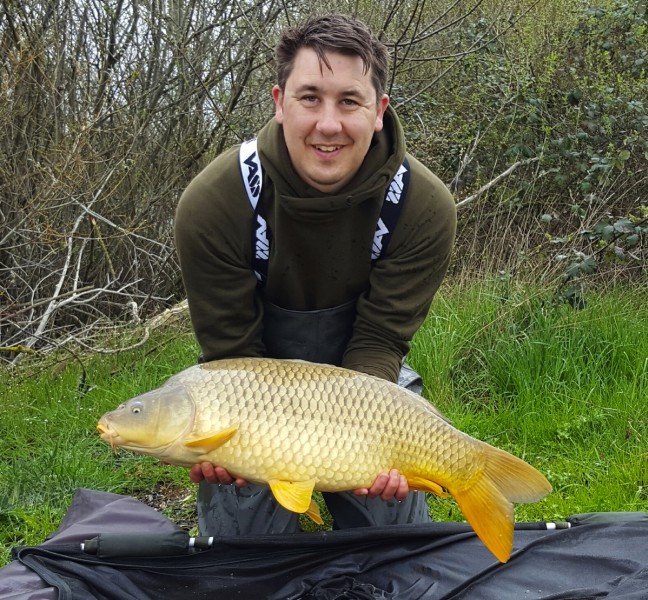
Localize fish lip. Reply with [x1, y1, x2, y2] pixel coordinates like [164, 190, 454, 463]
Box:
[97, 429, 113, 443]
[96, 420, 113, 439]
[97, 420, 118, 450]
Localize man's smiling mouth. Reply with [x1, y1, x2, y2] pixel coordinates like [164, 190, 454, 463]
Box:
[315, 145, 341, 152]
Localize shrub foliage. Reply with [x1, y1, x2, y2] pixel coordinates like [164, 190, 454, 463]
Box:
[0, 0, 645, 358]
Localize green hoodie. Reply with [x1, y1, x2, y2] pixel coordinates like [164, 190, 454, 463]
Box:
[174, 106, 456, 382]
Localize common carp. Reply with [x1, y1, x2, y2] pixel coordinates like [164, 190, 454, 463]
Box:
[97, 357, 551, 562]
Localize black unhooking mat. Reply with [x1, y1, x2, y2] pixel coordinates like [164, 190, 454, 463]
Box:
[1, 489, 647, 600]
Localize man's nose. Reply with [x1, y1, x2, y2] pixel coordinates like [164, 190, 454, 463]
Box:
[316, 103, 343, 135]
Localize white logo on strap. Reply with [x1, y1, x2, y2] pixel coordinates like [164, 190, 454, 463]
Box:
[240, 139, 262, 210]
[255, 214, 269, 260]
[371, 218, 390, 260]
[385, 164, 407, 204]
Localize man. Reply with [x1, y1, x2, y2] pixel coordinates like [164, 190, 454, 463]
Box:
[174, 14, 457, 536]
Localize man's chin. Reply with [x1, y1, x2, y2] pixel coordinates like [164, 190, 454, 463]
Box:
[301, 169, 352, 194]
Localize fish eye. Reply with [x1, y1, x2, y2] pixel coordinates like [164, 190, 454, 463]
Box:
[131, 401, 144, 414]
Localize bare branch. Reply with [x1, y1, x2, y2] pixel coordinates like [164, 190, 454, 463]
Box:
[456, 157, 540, 210]
[13, 213, 86, 360]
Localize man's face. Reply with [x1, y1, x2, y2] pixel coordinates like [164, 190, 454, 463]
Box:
[272, 48, 389, 194]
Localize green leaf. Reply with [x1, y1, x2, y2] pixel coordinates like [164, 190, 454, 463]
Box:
[614, 218, 634, 233]
[601, 225, 615, 241]
[581, 256, 597, 274]
[566, 262, 582, 278]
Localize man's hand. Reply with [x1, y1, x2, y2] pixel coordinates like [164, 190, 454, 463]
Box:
[353, 469, 409, 502]
[189, 463, 247, 487]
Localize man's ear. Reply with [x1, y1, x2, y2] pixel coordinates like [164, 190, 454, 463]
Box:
[375, 94, 390, 132]
[272, 85, 284, 125]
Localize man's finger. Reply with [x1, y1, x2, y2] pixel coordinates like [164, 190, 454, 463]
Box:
[395, 474, 409, 502]
[380, 469, 401, 501]
[213, 466, 234, 485]
[367, 472, 389, 498]
[189, 463, 205, 483]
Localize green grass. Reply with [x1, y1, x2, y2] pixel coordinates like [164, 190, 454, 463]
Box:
[1, 279, 647, 566]
[0, 329, 201, 565]
[410, 278, 648, 523]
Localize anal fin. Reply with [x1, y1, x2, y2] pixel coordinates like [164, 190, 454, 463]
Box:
[403, 473, 450, 498]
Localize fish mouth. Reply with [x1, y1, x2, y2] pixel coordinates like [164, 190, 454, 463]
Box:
[97, 421, 117, 450]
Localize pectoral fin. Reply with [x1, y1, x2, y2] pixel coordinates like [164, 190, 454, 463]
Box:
[268, 478, 317, 514]
[184, 425, 238, 451]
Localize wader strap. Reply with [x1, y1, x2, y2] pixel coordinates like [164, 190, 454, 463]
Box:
[238, 139, 271, 285]
[371, 160, 410, 260]
[238, 139, 410, 288]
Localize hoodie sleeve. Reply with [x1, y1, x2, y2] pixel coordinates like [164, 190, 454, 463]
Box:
[342, 156, 457, 382]
[174, 148, 265, 362]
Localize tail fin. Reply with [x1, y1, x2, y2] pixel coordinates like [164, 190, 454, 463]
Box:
[452, 444, 552, 563]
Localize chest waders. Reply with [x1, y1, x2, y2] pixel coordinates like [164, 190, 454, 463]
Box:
[196, 141, 431, 536]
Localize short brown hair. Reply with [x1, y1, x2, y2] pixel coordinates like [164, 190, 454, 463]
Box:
[275, 15, 390, 101]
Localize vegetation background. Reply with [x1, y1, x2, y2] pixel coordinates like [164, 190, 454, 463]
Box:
[1, 0, 646, 567]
